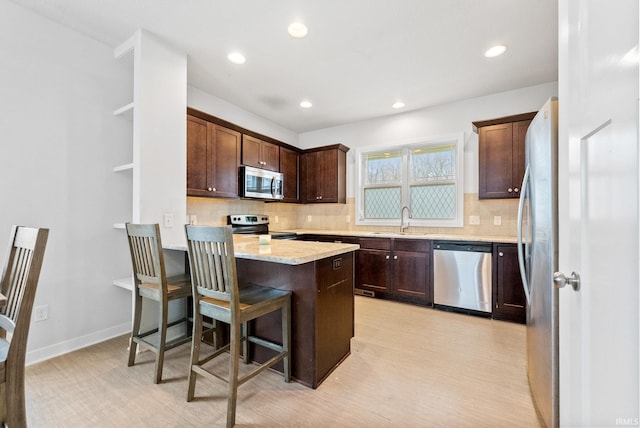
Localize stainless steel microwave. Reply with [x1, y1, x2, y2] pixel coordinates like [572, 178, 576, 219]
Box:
[239, 165, 284, 200]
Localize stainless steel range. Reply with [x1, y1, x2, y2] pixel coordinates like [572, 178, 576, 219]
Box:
[227, 214, 297, 239]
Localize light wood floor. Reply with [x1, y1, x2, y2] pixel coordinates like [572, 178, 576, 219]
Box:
[25, 297, 540, 427]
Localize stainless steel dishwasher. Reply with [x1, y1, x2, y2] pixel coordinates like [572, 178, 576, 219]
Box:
[433, 241, 492, 314]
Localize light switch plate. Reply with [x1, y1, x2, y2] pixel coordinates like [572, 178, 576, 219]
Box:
[163, 213, 174, 228]
[307, 215, 312, 222]
[493, 216, 502, 226]
[469, 215, 480, 225]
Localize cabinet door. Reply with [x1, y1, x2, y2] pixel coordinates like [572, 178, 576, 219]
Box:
[356, 238, 391, 294]
[241, 134, 262, 169]
[316, 253, 354, 382]
[479, 123, 514, 199]
[300, 151, 317, 202]
[512, 119, 532, 197]
[392, 239, 431, 304]
[187, 115, 210, 196]
[260, 140, 279, 171]
[317, 149, 338, 202]
[493, 244, 526, 323]
[279, 146, 299, 202]
[210, 124, 241, 198]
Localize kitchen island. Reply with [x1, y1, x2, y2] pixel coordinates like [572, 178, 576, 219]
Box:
[166, 235, 359, 389]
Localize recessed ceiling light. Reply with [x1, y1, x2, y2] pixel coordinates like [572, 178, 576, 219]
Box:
[485, 45, 507, 58]
[288, 22, 308, 38]
[300, 100, 313, 108]
[392, 101, 405, 109]
[227, 52, 246, 64]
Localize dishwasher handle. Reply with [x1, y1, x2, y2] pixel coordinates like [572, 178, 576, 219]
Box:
[433, 241, 492, 253]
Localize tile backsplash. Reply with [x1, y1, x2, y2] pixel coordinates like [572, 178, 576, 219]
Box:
[187, 193, 518, 237]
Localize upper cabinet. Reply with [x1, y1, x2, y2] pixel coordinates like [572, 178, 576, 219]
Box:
[473, 112, 537, 199]
[187, 115, 241, 199]
[301, 144, 349, 203]
[242, 135, 279, 171]
[279, 146, 300, 203]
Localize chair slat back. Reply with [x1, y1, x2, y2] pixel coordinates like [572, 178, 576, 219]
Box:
[0, 226, 48, 341]
[125, 223, 166, 289]
[185, 225, 238, 309]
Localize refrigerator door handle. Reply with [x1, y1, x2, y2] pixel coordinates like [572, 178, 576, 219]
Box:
[517, 165, 532, 305]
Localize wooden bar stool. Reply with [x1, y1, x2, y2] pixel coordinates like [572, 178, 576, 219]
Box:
[125, 223, 192, 384]
[184, 225, 291, 428]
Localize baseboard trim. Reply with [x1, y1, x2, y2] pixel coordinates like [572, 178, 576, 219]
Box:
[26, 322, 131, 366]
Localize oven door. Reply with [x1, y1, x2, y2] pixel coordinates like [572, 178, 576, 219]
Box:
[240, 166, 284, 200]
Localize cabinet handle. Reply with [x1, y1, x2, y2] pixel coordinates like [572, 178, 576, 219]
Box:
[507, 187, 513, 193]
[208, 187, 213, 191]
[393, 255, 398, 260]
[514, 187, 519, 193]
[385, 255, 389, 260]
[499, 252, 504, 257]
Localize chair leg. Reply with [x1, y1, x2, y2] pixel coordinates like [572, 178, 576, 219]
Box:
[187, 309, 203, 402]
[282, 298, 291, 383]
[6, 366, 27, 428]
[154, 299, 168, 384]
[227, 319, 241, 428]
[128, 290, 143, 367]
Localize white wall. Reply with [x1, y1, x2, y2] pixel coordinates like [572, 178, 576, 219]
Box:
[298, 82, 558, 197]
[0, 0, 133, 363]
[188, 86, 298, 146]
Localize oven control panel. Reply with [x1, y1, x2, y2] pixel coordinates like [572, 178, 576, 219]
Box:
[228, 214, 269, 226]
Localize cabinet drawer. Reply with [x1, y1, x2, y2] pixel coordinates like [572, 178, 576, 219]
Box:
[358, 237, 391, 251]
[393, 239, 431, 253]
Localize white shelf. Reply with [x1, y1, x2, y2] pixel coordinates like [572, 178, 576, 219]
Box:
[113, 163, 134, 172]
[113, 223, 126, 230]
[113, 102, 134, 118]
[113, 276, 134, 291]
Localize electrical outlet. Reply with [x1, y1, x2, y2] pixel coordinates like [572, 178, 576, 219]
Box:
[189, 215, 197, 225]
[307, 215, 312, 222]
[274, 216, 279, 223]
[469, 215, 480, 225]
[163, 213, 174, 228]
[34, 304, 48, 322]
[345, 215, 351, 223]
[494, 216, 502, 226]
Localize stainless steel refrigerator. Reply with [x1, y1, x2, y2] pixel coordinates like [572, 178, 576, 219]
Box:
[517, 97, 559, 428]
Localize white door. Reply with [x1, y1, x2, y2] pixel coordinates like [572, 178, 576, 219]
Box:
[558, 1, 639, 426]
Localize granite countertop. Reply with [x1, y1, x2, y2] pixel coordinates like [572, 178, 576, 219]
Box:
[164, 235, 360, 266]
[279, 229, 518, 244]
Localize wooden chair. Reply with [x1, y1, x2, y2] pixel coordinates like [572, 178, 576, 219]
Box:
[0, 226, 49, 428]
[125, 223, 192, 384]
[184, 225, 291, 428]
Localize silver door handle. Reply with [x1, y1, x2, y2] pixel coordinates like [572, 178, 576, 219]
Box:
[553, 272, 581, 291]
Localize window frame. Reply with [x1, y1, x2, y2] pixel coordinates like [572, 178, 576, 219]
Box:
[355, 133, 465, 228]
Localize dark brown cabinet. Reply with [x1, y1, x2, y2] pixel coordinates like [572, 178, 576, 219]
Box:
[242, 134, 279, 171]
[300, 144, 348, 203]
[187, 115, 241, 198]
[474, 112, 536, 199]
[279, 146, 300, 203]
[493, 243, 526, 323]
[356, 237, 431, 305]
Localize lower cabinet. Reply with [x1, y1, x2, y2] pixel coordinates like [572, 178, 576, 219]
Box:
[356, 237, 432, 306]
[492, 243, 526, 323]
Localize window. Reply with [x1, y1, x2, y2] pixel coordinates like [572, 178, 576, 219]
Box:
[356, 134, 464, 228]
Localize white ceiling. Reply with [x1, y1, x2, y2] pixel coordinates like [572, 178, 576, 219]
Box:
[13, 0, 558, 133]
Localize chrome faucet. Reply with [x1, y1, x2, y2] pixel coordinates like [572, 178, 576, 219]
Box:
[400, 206, 412, 233]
